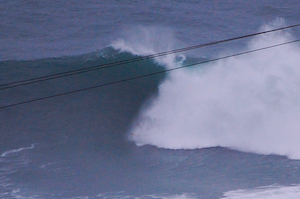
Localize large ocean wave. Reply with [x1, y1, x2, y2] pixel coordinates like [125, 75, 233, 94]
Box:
[118, 23, 300, 159]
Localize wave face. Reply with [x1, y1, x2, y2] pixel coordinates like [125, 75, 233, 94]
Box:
[0, 48, 167, 198]
[129, 23, 300, 159]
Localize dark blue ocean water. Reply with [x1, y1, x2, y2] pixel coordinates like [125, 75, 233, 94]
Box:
[1, 1, 300, 198]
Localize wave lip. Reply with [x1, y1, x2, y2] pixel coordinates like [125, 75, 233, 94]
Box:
[129, 23, 300, 160]
[111, 25, 185, 69]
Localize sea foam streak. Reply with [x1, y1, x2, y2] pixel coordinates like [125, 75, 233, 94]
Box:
[1, 144, 36, 158]
[114, 24, 300, 159]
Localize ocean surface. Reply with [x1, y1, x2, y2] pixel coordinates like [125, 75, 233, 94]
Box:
[1, 1, 300, 198]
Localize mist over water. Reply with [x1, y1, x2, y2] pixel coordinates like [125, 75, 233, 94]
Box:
[111, 26, 183, 69]
[125, 24, 300, 159]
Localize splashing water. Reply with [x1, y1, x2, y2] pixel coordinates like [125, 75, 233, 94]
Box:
[127, 24, 300, 159]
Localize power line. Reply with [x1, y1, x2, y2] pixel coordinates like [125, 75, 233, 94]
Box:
[1, 38, 299, 110]
[1, 23, 300, 91]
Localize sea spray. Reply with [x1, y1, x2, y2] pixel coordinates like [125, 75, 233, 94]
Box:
[128, 24, 300, 159]
[111, 26, 184, 69]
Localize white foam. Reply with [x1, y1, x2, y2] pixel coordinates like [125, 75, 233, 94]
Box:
[220, 185, 300, 199]
[129, 22, 300, 159]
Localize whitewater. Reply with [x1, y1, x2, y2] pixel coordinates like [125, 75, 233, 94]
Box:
[1, 1, 300, 199]
[126, 24, 300, 159]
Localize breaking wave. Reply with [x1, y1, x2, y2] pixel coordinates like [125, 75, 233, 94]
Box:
[121, 23, 300, 159]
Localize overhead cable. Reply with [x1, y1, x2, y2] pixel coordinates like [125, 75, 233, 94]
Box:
[1, 23, 300, 91]
[1, 38, 299, 110]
